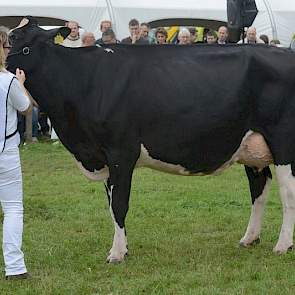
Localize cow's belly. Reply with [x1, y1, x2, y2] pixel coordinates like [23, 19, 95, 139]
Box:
[74, 131, 273, 180]
[137, 131, 273, 175]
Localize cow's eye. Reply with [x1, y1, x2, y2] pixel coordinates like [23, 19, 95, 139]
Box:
[9, 32, 23, 44]
[8, 33, 17, 44]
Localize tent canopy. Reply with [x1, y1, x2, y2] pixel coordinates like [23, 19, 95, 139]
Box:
[0, 0, 294, 46]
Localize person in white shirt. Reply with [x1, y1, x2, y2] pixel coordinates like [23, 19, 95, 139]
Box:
[0, 29, 32, 280]
[237, 27, 264, 44]
[62, 21, 82, 48]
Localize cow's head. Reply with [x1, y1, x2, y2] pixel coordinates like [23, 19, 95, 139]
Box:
[7, 16, 70, 74]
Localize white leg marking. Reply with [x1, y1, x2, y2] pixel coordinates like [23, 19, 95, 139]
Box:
[240, 178, 271, 247]
[274, 165, 295, 254]
[106, 185, 128, 263]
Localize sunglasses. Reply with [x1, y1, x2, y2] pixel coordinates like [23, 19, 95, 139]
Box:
[3, 45, 12, 49]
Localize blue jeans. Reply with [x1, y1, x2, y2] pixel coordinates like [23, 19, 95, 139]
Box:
[17, 107, 39, 139]
[32, 106, 39, 138]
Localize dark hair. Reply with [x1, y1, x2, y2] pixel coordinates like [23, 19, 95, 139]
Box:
[270, 39, 281, 45]
[206, 30, 217, 38]
[140, 22, 150, 29]
[155, 27, 168, 38]
[188, 27, 196, 35]
[129, 18, 139, 27]
[102, 28, 116, 39]
[259, 34, 269, 44]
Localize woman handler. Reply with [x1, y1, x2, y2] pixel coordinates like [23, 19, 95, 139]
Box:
[0, 29, 31, 279]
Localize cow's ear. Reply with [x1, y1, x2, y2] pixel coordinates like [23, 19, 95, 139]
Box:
[25, 16, 39, 26]
[14, 16, 38, 30]
[46, 27, 71, 44]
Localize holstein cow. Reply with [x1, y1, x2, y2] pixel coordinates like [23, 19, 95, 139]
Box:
[7, 18, 295, 263]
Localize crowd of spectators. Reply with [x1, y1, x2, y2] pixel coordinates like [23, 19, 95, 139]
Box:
[61, 18, 286, 48]
[2, 17, 290, 142]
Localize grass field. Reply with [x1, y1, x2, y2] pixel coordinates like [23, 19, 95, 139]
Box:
[1, 142, 295, 295]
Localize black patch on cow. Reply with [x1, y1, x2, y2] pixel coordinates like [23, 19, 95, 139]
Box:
[245, 166, 272, 204]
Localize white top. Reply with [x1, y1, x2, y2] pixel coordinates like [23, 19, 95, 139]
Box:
[0, 71, 30, 151]
[62, 38, 82, 48]
[237, 38, 265, 44]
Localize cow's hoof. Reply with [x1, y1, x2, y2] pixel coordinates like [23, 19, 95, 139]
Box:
[106, 251, 128, 264]
[107, 256, 123, 264]
[239, 237, 260, 248]
[273, 244, 293, 255]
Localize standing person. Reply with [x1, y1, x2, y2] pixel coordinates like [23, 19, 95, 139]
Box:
[101, 29, 119, 45]
[188, 27, 199, 44]
[217, 26, 229, 44]
[95, 20, 112, 46]
[206, 30, 217, 44]
[237, 27, 264, 44]
[121, 19, 149, 44]
[155, 27, 168, 45]
[81, 32, 95, 47]
[0, 29, 31, 279]
[140, 22, 150, 39]
[259, 34, 269, 45]
[178, 28, 191, 45]
[270, 39, 282, 47]
[62, 21, 82, 48]
[140, 22, 154, 44]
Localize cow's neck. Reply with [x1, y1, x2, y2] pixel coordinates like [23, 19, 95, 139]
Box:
[28, 44, 104, 117]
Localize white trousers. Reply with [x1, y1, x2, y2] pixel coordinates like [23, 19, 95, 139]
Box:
[0, 148, 27, 276]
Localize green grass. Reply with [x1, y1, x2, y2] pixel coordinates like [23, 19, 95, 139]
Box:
[1, 142, 294, 294]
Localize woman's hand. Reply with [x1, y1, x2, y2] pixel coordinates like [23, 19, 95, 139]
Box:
[15, 68, 26, 84]
[15, 68, 38, 110]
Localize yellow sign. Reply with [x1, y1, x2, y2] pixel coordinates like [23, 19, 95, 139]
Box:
[166, 26, 207, 43]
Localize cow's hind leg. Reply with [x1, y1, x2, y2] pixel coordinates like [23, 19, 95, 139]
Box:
[104, 149, 139, 263]
[273, 165, 295, 254]
[240, 166, 272, 247]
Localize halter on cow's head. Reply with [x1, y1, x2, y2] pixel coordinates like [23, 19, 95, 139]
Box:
[7, 16, 70, 74]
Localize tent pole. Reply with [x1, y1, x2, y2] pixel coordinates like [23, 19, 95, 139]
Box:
[106, 0, 116, 36]
[262, 0, 278, 40]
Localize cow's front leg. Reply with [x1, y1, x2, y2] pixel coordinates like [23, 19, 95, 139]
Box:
[104, 151, 138, 263]
[273, 165, 295, 254]
[104, 178, 128, 263]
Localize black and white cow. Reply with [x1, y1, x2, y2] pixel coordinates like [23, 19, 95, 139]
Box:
[7, 17, 295, 263]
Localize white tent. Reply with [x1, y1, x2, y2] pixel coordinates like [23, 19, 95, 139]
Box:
[254, 0, 295, 46]
[0, 0, 294, 46]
